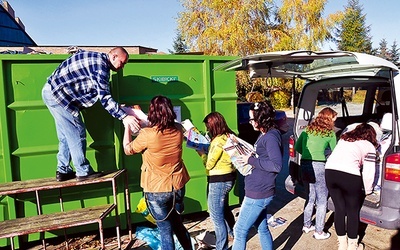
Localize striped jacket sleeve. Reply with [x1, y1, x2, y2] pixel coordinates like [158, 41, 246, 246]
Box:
[362, 147, 378, 195]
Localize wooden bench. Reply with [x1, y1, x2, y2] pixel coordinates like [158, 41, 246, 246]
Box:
[0, 169, 132, 250]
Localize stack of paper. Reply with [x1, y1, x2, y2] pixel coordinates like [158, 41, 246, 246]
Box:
[181, 119, 210, 153]
[223, 134, 255, 176]
[121, 105, 149, 135]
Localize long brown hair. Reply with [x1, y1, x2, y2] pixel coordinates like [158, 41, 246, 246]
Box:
[147, 95, 176, 133]
[340, 123, 379, 148]
[306, 107, 337, 137]
[203, 112, 235, 139]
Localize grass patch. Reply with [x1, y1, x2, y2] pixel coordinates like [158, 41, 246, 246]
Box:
[344, 89, 366, 103]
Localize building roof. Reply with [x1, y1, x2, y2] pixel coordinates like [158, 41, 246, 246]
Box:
[0, 45, 158, 55]
[0, 1, 36, 46]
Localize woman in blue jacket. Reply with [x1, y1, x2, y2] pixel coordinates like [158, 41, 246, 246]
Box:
[233, 101, 283, 250]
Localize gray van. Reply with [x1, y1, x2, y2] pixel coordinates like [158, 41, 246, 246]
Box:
[216, 51, 400, 230]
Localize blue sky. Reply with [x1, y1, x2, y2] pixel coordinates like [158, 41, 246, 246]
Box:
[5, 0, 400, 53]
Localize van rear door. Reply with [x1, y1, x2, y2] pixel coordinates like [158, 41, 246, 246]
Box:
[215, 50, 397, 80]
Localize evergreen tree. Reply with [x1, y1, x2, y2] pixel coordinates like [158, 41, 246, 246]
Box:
[335, 0, 373, 53]
[389, 40, 400, 65]
[169, 31, 189, 54]
[377, 38, 390, 61]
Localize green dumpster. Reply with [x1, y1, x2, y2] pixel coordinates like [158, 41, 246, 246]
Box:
[0, 53, 239, 247]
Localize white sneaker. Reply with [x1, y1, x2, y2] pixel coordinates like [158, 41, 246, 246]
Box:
[302, 225, 315, 233]
[313, 231, 331, 240]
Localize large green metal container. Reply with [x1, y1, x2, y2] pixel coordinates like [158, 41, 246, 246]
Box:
[0, 53, 239, 247]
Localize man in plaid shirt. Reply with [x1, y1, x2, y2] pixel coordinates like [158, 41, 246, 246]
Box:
[42, 47, 139, 181]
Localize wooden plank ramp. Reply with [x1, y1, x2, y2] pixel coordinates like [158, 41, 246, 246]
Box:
[0, 169, 125, 195]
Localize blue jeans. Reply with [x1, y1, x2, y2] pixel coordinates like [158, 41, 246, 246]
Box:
[302, 160, 328, 233]
[208, 181, 235, 250]
[42, 83, 93, 177]
[233, 196, 274, 250]
[145, 188, 193, 250]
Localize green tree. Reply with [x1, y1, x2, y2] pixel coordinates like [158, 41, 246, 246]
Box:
[389, 40, 399, 65]
[335, 0, 373, 53]
[169, 31, 189, 54]
[377, 38, 391, 61]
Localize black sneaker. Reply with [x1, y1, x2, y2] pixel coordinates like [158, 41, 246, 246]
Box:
[56, 171, 76, 181]
[76, 171, 104, 182]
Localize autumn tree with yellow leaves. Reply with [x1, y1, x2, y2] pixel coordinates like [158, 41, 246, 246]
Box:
[177, 0, 280, 56]
[275, 0, 343, 51]
[177, 0, 343, 108]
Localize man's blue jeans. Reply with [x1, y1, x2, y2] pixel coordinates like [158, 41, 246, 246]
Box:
[208, 181, 235, 250]
[302, 160, 328, 233]
[145, 188, 193, 250]
[233, 196, 274, 250]
[42, 83, 93, 177]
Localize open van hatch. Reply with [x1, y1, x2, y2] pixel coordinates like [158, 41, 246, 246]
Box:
[215, 50, 397, 80]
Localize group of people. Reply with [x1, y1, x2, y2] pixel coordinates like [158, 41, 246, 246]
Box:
[43, 46, 283, 250]
[194, 102, 283, 250]
[42, 46, 384, 250]
[122, 99, 282, 250]
[295, 107, 385, 250]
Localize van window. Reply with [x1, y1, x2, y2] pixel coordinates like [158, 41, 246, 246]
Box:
[315, 87, 365, 116]
[314, 87, 391, 130]
[295, 79, 391, 138]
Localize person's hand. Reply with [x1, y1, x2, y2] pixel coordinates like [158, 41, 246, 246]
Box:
[236, 154, 251, 165]
[122, 115, 140, 133]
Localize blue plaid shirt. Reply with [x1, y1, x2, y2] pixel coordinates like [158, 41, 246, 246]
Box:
[46, 50, 127, 120]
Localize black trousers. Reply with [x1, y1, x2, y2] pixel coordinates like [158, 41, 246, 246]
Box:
[325, 169, 365, 239]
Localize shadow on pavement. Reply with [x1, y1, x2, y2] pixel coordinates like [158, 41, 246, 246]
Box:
[273, 214, 304, 250]
[391, 229, 400, 250]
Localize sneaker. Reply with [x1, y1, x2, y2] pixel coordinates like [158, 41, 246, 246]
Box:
[313, 231, 331, 240]
[373, 185, 381, 195]
[56, 171, 76, 181]
[76, 171, 104, 182]
[302, 225, 315, 234]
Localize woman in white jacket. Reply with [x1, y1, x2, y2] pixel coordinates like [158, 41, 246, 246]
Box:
[325, 123, 378, 250]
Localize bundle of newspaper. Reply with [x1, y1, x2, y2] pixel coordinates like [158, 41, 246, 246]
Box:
[181, 119, 210, 153]
[121, 105, 149, 135]
[181, 119, 196, 137]
[223, 134, 255, 176]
